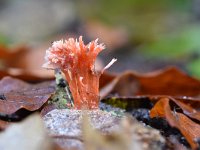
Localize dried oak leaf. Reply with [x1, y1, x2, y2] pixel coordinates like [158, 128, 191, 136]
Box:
[0, 44, 54, 82]
[0, 76, 55, 114]
[99, 72, 116, 89]
[171, 97, 200, 122]
[149, 95, 200, 122]
[150, 98, 200, 149]
[100, 67, 200, 98]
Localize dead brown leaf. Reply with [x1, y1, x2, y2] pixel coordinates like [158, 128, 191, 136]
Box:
[100, 67, 200, 149]
[0, 76, 55, 114]
[0, 44, 54, 82]
[172, 98, 200, 122]
[99, 72, 116, 89]
[40, 104, 57, 117]
[148, 95, 200, 122]
[150, 98, 200, 149]
[100, 67, 200, 98]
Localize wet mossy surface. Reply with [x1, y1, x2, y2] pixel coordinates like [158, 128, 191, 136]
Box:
[48, 69, 74, 109]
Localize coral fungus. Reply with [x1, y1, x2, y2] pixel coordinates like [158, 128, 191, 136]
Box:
[43, 36, 116, 109]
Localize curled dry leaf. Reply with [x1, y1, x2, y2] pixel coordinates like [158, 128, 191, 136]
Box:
[99, 72, 116, 89]
[40, 104, 57, 117]
[150, 98, 200, 149]
[173, 97, 200, 121]
[0, 45, 54, 82]
[0, 76, 55, 114]
[100, 67, 200, 98]
[149, 95, 200, 122]
[0, 69, 54, 82]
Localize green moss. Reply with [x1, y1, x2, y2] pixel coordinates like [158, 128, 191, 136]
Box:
[105, 97, 128, 109]
[102, 97, 152, 111]
[48, 69, 74, 109]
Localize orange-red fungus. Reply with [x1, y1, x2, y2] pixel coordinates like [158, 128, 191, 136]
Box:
[43, 36, 116, 109]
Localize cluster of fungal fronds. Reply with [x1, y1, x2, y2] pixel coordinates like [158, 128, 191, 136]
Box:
[43, 36, 116, 109]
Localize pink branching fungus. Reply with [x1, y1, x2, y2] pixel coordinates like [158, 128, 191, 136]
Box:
[43, 36, 116, 109]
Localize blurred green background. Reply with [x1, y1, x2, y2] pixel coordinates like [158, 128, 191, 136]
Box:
[1, 0, 200, 77]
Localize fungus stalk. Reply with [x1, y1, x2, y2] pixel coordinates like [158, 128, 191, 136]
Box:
[43, 36, 116, 109]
